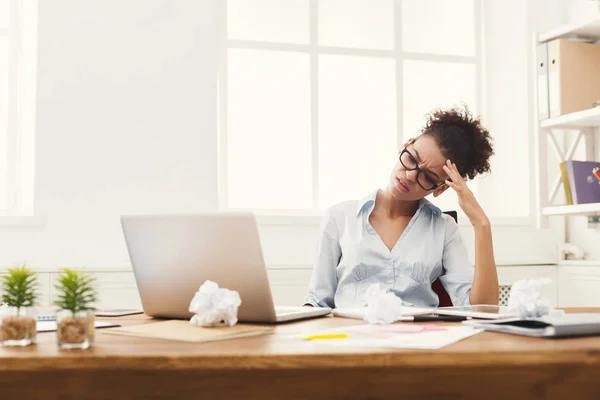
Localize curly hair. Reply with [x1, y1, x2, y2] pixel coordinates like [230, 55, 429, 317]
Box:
[418, 106, 494, 180]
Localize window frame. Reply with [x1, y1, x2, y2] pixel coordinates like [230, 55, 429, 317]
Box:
[218, 0, 534, 228]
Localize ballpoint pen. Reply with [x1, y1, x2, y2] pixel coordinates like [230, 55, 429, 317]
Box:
[397, 315, 470, 322]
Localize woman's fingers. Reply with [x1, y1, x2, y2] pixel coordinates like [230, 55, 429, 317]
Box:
[445, 179, 457, 189]
[443, 167, 460, 185]
[445, 160, 460, 177]
[444, 161, 469, 193]
[444, 161, 466, 182]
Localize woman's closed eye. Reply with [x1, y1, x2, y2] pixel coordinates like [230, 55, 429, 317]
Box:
[405, 153, 417, 167]
[423, 173, 436, 185]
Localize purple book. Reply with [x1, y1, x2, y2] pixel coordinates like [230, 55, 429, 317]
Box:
[565, 160, 600, 205]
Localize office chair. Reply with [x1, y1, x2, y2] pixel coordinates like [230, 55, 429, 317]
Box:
[432, 211, 458, 307]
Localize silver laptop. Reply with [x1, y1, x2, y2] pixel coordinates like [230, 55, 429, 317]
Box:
[120, 211, 331, 323]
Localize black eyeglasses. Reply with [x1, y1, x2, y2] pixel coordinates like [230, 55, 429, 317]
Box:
[398, 147, 447, 191]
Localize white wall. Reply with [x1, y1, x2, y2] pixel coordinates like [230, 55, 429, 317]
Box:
[562, 0, 600, 22]
[0, 0, 218, 269]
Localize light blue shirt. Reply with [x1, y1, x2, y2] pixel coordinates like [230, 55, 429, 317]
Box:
[305, 190, 474, 308]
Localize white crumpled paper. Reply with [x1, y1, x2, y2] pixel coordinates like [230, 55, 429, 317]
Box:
[363, 283, 404, 325]
[507, 278, 563, 318]
[188, 280, 242, 327]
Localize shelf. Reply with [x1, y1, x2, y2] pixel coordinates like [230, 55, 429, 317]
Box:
[540, 107, 600, 129]
[558, 260, 600, 267]
[542, 203, 600, 216]
[539, 15, 600, 43]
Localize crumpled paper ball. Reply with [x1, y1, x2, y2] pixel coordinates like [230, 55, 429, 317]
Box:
[188, 280, 242, 327]
[363, 283, 404, 325]
[507, 278, 556, 318]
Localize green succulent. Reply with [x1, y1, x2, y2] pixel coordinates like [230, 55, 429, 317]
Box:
[53, 268, 98, 313]
[1, 264, 39, 312]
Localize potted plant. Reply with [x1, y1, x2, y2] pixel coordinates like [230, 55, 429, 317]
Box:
[53, 268, 98, 350]
[0, 264, 39, 346]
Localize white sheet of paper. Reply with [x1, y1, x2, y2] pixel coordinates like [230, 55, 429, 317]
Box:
[333, 306, 434, 320]
[310, 326, 483, 350]
[37, 320, 118, 332]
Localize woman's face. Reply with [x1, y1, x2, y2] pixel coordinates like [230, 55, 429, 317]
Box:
[387, 136, 450, 201]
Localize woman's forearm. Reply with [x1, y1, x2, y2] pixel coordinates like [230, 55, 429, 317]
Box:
[469, 220, 499, 305]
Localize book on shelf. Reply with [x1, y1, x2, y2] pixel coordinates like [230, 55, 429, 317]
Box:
[560, 160, 600, 205]
[559, 161, 573, 205]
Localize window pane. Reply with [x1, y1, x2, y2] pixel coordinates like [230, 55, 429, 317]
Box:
[0, 0, 9, 29]
[227, 0, 309, 44]
[0, 36, 7, 209]
[402, 0, 475, 56]
[318, 55, 397, 209]
[402, 60, 477, 139]
[318, 0, 394, 50]
[227, 49, 311, 210]
[402, 60, 477, 212]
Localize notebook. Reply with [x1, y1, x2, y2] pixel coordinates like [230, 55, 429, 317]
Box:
[463, 313, 600, 338]
[102, 320, 274, 343]
[435, 305, 516, 320]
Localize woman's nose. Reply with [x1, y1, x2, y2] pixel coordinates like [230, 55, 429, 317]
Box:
[405, 169, 418, 182]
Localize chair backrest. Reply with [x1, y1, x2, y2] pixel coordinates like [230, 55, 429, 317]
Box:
[432, 211, 457, 307]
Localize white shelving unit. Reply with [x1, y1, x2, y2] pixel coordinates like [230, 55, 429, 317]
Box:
[542, 202, 600, 217]
[540, 107, 600, 129]
[536, 18, 600, 222]
[535, 18, 600, 306]
[538, 15, 600, 43]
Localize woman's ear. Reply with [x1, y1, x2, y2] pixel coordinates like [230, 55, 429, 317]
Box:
[432, 184, 449, 198]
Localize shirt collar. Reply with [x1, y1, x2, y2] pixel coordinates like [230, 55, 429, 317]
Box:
[355, 190, 442, 218]
[355, 190, 379, 216]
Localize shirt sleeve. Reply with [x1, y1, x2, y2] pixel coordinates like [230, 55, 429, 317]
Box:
[439, 216, 474, 306]
[304, 208, 341, 308]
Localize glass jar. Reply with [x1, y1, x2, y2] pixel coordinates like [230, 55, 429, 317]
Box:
[56, 310, 95, 350]
[0, 306, 37, 347]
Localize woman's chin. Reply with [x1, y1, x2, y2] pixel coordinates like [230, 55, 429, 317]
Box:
[388, 186, 406, 200]
[388, 185, 422, 201]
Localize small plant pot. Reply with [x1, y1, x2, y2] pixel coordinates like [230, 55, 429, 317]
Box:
[0, 307, 37, 347]
[56, 310, 95, 350]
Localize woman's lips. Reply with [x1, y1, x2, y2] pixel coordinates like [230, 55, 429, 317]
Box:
[396, 177, 409, 193]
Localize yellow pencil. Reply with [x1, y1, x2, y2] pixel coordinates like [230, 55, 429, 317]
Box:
[303, 333, 349, 341]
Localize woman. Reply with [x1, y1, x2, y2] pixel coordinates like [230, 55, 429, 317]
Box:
[305, 106, 499, 309]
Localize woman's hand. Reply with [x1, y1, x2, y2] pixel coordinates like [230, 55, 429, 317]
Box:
[442, 160, 490, 228]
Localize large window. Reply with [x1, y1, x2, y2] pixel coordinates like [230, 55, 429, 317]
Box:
[0, 0, 16, 212]
[220, 0, 527, 221]
[0, 0, 35, 218]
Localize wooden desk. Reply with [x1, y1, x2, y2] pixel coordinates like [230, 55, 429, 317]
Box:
[2, 308, 600, 399]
